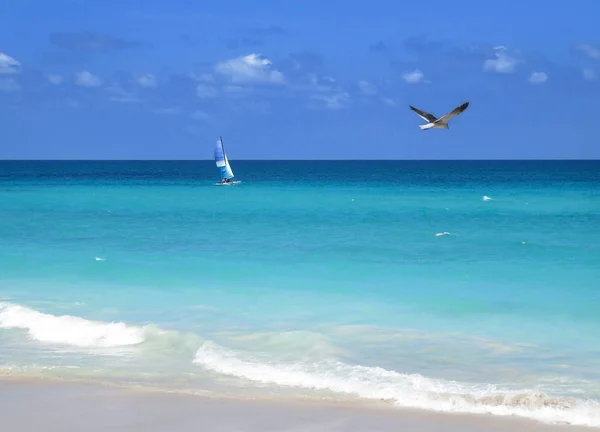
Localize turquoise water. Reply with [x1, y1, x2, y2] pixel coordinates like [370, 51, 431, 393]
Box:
[1, 160, 600, 426]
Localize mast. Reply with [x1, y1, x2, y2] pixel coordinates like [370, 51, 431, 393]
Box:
[219, 136, 226, 158]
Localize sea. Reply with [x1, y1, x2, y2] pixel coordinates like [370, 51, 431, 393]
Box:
[1, 160, 599, 427]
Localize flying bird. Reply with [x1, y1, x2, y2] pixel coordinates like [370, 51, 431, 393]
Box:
[409, 101, 469, 130]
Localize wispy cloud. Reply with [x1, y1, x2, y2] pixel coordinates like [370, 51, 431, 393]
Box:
[215, 53, 284, 85]
[575, 43, 600, 60]
[75, 71, 102, 87]
[49, 31, 140, 52]
[582, 68, 597, 81]
[0, 52, 21, 74]
[312, 92, 351, 110]
[295, 74, 350, 109]
[106, 85, 140, 103]
[381, 97, 396, 106]
[483, 46, 518, 73]
[357, 80, 394, 106]
[196, 83, 219, 98]
[529, 71, 548, 84]
[402, 69, 425, 84]
[358, 80, 377, 95]
[136, 73, 157, 88]
[47, 74, 63, 85]
[299, 74, 337, 92]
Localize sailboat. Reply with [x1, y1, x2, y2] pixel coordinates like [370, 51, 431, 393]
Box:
[214, 136, 241, 186]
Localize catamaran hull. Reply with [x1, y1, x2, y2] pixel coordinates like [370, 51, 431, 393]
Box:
[214, 181, 242, 186]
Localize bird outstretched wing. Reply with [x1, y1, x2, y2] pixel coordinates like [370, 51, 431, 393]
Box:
[409, 106, 438, 123]
[437, 101, 469, 123]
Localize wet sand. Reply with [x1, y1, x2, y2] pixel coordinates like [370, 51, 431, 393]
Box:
[0, 378, 594, 431]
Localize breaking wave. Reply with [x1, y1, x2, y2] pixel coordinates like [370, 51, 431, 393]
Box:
[2, 301, 600, 427]
[0, 302, 145, 349]
[193, 341, 600, 427]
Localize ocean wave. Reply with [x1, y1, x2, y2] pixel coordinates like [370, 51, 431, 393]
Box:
[193, 341, 600, 427]
[2, 301, 600, 426]
[0, 302, 145, 349]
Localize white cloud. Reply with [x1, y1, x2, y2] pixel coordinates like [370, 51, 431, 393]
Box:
[106, 85, 140, 103]
[298, 74, 350, 109]
[357, 80, 395, 106]
[529, 71, 548, 84]
[358, 80, 377, 95]
[0, 78, 20, 92]
[582, 68, 597, 81]
[402, 69, 425, 84]
[577, 44, 600, 60]
[47, 74, 63, 85]
[196, 83, 218, 98]
[296, 74, 337, 93]
[215, 53, 284, 85]
[191, 110, 210, 121]
[75, 71, 102, 87]
[483, 46, 518, 73]
[0, 52, 20, 74]
[381, 97, 396, 106]
[312, 92, 351, 110]
[136, 73, 157, 88]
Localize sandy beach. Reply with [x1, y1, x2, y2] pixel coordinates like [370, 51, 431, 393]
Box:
[0, 378, 594, 432]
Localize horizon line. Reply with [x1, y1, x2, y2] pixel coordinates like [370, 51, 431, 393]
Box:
[1, 158, 599, 162]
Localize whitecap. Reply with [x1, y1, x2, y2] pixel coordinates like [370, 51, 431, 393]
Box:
[193, 341, 600, 427]
[0, 302, 145, 349]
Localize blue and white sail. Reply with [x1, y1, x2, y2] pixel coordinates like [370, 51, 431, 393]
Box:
[214, 136, 234, 180]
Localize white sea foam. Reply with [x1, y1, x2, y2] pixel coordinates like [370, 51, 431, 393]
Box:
[193, 341, 600, 427]
[0, 302, 145, 349]
[2, 301, 600, 426]
[483, 195, 492, 201]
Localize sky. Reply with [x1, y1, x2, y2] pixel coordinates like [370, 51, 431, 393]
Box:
[1, 0, 600, 160]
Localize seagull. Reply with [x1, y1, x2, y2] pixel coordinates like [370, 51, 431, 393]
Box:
[409, 101, 469, 130]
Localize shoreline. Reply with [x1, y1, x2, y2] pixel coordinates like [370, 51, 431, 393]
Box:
[1, 376, 596, 431]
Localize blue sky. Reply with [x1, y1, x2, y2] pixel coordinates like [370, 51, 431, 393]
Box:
[1, 0, 599, 159]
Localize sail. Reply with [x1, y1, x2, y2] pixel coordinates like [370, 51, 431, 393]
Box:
[214, 137, 234, 179]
